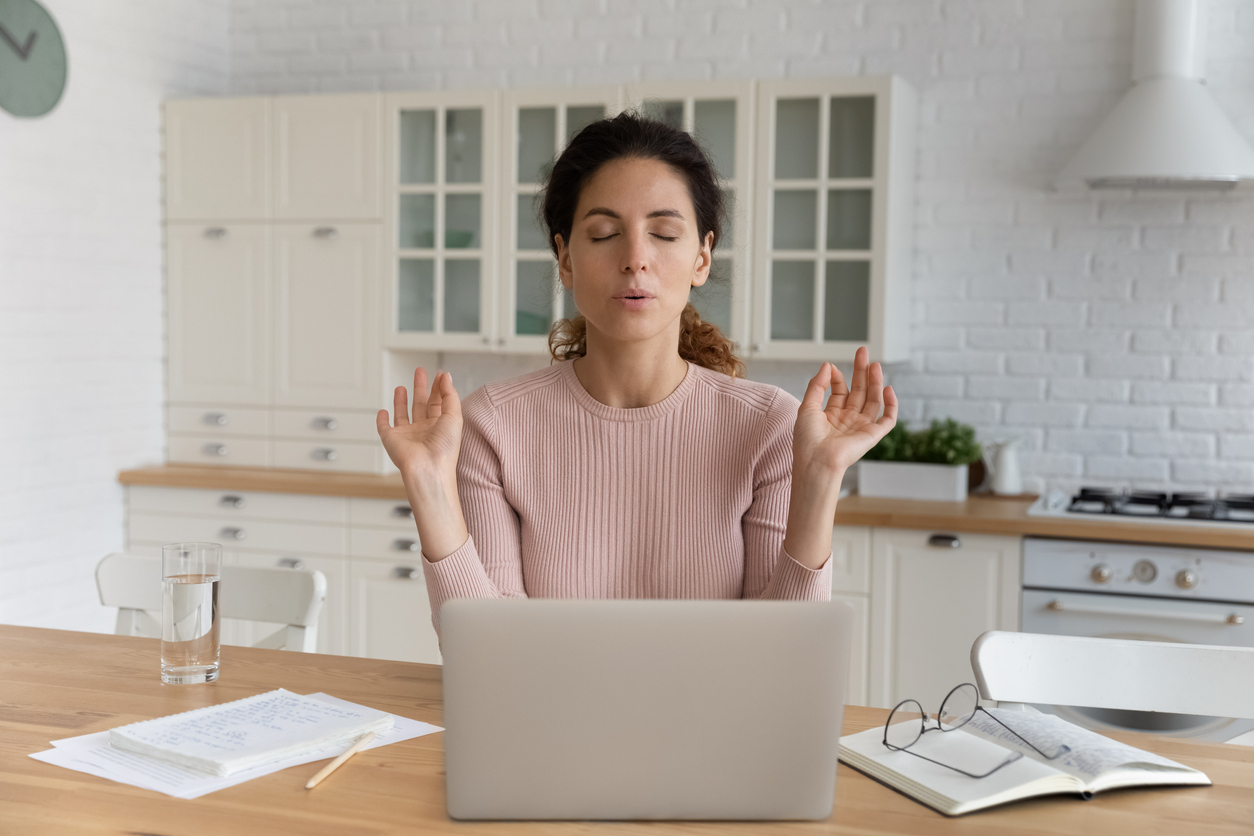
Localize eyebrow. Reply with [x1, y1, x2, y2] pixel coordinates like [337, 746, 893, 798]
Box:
[581, 207, 686, 221]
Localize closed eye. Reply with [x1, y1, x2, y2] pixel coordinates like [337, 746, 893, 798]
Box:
[651, 234, 679, 242]
[590, 233, 617, 242]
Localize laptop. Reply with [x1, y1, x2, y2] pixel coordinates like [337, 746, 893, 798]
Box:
[440, 598, 853, 821]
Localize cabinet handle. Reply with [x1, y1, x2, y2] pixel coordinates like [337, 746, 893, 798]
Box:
[203, 443, 229, 457]
[219, 495, 245, 509]
[497, 338, 506, 346]
[278, 557, 305, 570]
[927, 534, 962, 549]
[393, 566, 421, 580]
[751, 343, 762, 353]
[204, 227, 228, 239]
[312, 416, 339, 431]
[313, 226, 338, 240]
[482, 337, 491, 345]
[220, 527, 246, 541]
[1046, 598, 1245, 626]
[203, 412, 228, 426]
[392, 538, 420, 552]
[391, 504, 414, 519]
[312, 448, 337, 461]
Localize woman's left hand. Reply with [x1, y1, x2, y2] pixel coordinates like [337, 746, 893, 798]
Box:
[793, 346, 897, 481]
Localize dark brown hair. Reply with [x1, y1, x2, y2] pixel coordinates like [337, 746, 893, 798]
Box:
[541, 111, 745, 378]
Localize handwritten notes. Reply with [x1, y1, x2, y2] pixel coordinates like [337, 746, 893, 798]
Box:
[108, 689, 394, 776]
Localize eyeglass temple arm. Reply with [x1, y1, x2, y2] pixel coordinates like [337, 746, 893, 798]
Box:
[977, 707, 1071, 760]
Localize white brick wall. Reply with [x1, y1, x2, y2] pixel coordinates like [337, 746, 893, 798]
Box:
[225, 0, 1254, 497]
[0, 0, 230, 631]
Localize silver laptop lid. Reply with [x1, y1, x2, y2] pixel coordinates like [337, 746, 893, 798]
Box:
[442, 599, 852, 821]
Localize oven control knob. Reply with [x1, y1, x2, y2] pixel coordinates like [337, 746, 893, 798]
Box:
[1133, 560, 1157, 583]
[1175, 569, 1199, 590]
[1091, 564, 1113, 584]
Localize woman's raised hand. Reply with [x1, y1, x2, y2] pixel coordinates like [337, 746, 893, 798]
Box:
[376, 368, 463, 482]
[793, 347, 898, 479]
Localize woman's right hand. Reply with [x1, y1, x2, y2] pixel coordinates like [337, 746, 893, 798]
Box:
[376, 368, 462, 481]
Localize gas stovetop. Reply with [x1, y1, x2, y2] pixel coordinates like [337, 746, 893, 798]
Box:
[1029, 487, 1254, 527]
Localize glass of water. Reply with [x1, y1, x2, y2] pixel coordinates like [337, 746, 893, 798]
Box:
[161, 542, 222, 684]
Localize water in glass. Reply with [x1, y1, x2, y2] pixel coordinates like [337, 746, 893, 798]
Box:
[161, 573, 220, 684]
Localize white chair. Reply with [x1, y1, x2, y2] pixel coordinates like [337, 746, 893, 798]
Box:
[970, 631, 1254, 721]
[95, 553, 327, 653]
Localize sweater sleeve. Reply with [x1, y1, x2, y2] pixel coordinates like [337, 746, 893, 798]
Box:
[741, 389, 833, 602]
[420, 388, 528, 637]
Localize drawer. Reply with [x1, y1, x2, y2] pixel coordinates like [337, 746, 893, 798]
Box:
[273, 409, 378, 442]
[129, 512, 347, 556]
[350, 526, 423, 561]
[168, 405, 270, 437]
[128, 486, 347, 524]
[349, 497, 416, 529]
[272, 440, 380, 473]
[169, 435, 270, 467]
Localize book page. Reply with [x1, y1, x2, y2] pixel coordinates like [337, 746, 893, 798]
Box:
[961, 708, 1198, 784]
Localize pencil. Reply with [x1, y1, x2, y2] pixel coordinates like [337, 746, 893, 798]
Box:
[305, 731, 376, 789]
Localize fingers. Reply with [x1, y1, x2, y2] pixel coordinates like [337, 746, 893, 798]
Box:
[846, 346, 869, 412]
[879, 385, 899, 427]
[861, 358, 885, 419]
[392, 385, 411, 427]
[412, 367, 430, 419]
[439, 370, 462, 419]
[375, 408, 391, 436]
[800, 363, 834, 412]
[425, 371, 445, 421]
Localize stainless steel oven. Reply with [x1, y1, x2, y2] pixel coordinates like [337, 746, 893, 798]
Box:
[1021, 535, 1254, 743]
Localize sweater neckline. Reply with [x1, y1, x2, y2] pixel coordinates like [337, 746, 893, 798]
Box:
[558, 359, 698, 423]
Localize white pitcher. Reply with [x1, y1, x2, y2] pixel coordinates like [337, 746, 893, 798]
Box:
[984, 438, 1023, 496]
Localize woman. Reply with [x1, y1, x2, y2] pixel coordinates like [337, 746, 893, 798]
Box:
[377, 113, 897, 635]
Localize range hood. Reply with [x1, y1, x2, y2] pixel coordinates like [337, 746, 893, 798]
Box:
[1056, 0, 1254, 190]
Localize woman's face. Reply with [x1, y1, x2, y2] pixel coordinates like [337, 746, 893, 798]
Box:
[555, 156, 713, 351]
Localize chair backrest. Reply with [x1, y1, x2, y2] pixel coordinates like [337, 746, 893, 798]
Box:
[971, 631, 1254, 720]
[95, 553, 327, 653]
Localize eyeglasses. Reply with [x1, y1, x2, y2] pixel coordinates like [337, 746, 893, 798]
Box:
[883, 683, 1071, 779]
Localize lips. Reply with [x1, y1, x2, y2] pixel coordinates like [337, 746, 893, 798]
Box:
[613, 288, 656, 301]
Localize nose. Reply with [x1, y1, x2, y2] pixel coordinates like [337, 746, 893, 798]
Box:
[620, 228, 649, 275]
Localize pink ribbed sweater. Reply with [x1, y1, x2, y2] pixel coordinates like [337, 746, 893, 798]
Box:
[420, 360, 833, 635]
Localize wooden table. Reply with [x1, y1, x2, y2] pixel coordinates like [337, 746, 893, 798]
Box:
[2, 626, 1251, 835]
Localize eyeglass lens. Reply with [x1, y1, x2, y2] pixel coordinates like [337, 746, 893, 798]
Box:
[938, 683, 979, 730]
[884, 699, 925, 749]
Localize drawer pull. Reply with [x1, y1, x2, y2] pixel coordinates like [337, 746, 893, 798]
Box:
[313, 226, 339, 240]
[219, 495, 245, 509]
[220, 527, 246, 541]
[203, 412, 228, 426]
[203, 443, 229, 457]
[392, 538, 420, 552]
[312, 448, 337, 461]
[204, 227, 228, 239]
[391, 505, 414, 519]
[927, 534, 961, 549]
[393, 566, 421, 580]
[278, 557, 305, 570]
[312, 416, 339, 431]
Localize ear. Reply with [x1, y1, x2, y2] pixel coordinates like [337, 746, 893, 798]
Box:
[555, 233, 573, 290]
[691, 230, 714, 288]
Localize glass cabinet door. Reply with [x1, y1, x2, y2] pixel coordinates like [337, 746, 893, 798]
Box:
[625, 82, 753, 350]
[499, 87, 621, 353]
[752, 77, 913, 363]
[386, 91, 498, 351]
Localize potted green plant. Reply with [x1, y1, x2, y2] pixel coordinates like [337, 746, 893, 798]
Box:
[858, 418, 983, 501]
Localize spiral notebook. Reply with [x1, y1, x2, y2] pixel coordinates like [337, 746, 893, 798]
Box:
[108, 689, 394, 777]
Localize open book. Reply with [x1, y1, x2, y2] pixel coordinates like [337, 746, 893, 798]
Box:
[108, 689, 394, 777]
[839, 707, 1210, 816]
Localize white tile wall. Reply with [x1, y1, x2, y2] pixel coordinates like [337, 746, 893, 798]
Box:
[229, 0, 1254, 497]
[0, 0, 230, 631]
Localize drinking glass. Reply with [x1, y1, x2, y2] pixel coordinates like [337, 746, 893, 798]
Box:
[161, 542, 222, 684]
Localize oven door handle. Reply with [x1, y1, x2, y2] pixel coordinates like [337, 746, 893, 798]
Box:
[1045, 598, 1246, 626]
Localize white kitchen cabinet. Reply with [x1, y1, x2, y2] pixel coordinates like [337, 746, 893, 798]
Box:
[273, 222, 382, 410]
[868, 528, 1021, 710]
[834, 593, 870, 707]
[165, 97, 271, 221]
[751, 77, 915, 363]
[166, 223, 271, 406]
[349, 558, 441, 665]
[273, 94, 381, 220]
[384, 90, 500, 352]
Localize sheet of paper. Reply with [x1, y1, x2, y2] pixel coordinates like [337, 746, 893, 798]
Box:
[962, 708, 1191, 781]
[30, 693, 442, 799]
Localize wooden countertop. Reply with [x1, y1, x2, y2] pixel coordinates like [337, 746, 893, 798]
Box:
[119, 466, 1254, 550]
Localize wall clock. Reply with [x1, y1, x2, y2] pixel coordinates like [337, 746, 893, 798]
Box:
[0, 0, 67, 118]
